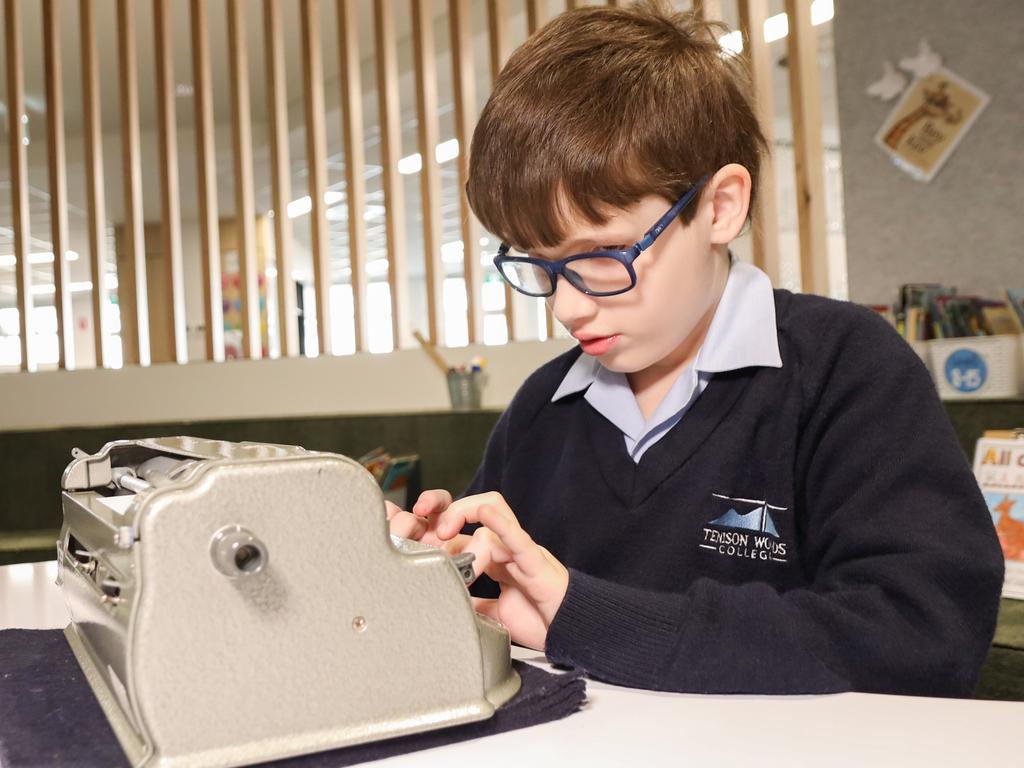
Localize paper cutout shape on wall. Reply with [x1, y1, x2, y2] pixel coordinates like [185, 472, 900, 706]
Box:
[874, 67, 989, 183]
[866, 61, 908, 101]
[898, 39, 942, 80]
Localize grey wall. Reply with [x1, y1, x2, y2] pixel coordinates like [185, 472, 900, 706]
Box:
[834, 0, 1023, 304]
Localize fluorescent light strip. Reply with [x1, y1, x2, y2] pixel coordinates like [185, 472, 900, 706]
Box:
[286, 190, 346, 219]
[0, 250, 80, 268]
[30, 275, 118, 296]
[718, 0, 834, 54]
[398, 138, 461, 176]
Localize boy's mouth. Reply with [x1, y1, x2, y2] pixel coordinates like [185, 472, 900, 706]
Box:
[575, 334, 620, 356]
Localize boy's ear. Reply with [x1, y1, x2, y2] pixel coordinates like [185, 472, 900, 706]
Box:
[707, 164, 752, 245]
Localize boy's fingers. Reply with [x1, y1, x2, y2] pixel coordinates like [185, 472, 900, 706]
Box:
[412, 489, 453, 518]
[474, 504, 548, 579]
[435, 495, 548, 579]
[437, 533, 472, 556]
[437, 492, 512, 539]
[472, 597, 500, 621]
[383, 500, 404, 521]
[389, 510, 427, 540]
[462, 526, 513, 579]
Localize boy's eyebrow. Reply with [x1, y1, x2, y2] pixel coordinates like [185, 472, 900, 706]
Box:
[531, 231, 634, 258]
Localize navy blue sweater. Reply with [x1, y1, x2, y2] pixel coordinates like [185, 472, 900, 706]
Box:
[464, 290, 1004, 696]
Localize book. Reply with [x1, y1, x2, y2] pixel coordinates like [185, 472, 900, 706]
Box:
[974, 433, 1024, 600]
[982, 303, 1021, 336]
[1006, 289, 1024, 333]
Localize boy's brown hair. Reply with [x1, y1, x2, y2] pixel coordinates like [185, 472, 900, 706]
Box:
[466, 0, 768, 252]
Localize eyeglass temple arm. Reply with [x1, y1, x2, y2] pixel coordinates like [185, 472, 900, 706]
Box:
[636, 177, 709, 253]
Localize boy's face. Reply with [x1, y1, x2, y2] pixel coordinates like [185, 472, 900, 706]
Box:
[535, 191, 726, 376]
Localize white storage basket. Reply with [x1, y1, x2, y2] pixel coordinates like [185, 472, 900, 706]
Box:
[908, 340, 933, 377]
[928, 334, 1024, 399]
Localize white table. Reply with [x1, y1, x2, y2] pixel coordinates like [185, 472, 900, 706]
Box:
[2, 561, 1021, 767]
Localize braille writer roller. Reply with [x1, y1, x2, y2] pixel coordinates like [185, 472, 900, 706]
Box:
[56, 436, 520, 768]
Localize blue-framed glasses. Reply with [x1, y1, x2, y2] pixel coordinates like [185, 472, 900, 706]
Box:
[493, 176, 708, 298]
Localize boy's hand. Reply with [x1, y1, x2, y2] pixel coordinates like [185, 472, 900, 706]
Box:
[385, 489, 468, 550]
[435, 492, 569, 651]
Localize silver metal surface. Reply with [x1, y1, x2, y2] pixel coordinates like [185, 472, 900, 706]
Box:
[58, 437, 520, 768]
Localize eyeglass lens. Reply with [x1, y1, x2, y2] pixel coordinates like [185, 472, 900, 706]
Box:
[501, 255, 632, 296]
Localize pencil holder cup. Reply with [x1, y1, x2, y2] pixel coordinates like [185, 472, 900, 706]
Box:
[447, 370, 482, 410]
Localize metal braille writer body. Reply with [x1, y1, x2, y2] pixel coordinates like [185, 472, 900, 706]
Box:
[57, 436, 520, 768]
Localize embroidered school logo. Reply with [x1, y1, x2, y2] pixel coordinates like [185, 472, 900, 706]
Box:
[699, 493, 789, 563]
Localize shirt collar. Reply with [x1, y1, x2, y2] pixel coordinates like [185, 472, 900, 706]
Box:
[551, 258, 782, 402]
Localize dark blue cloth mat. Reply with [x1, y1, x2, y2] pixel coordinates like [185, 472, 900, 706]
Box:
[0, 629, 586, 767]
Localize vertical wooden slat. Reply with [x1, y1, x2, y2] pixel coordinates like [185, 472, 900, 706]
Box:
[226, 0, 262, 359]
[300, 0, 332, 355]
[738, 0, 781, 284]
[374, 0, 410, 349]
[784, 0, 829, 295]
[263, 0, 298, 358]
[524, 1, 555, 340]
[694, 0, 723, 21]
[338, 0, 368, 353]
[43, 0, 74, 369]
[526, 0, 548, 33]
[191, 0, 224, 361]
[153, 0, 188, 363]
[80, 0, 108, 368]
[449, 0, 483, 344]
[566, 0, 579, 11]
[411, 0, 445, 345]
[486, 0, 516, 342]
[116, 0, 151, 367]
[5, 0, 32, 371]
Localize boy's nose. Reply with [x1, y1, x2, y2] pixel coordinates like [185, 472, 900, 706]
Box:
[548, 276, 598, 330]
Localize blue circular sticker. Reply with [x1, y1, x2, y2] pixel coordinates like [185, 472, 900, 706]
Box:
[944, 349, 987, 393]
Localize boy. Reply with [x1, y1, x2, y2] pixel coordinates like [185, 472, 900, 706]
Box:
[386, 1, 1003, 696]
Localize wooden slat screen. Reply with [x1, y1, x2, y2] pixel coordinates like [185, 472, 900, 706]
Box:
[337, 0, 369, 353]
[41, 0, 73, 369]
[1, 0, 838, 374]
[227, 0, 262, 359]
[191, 0, 225, 362]
[264, 0, 299, 358]
[153, 0, 188, 363]
[486, 0, 517, 341]
[5, 0, 32, 372]
[738, 0, 782, 285]
[525, 0, 555, 340]
[448, 0, 484, 344]
[79, 0, 109, 368]
[116, 0, 151, 367]
[300, 0, 333, 355]
[411, 0, 446, 345]
[374, 0, 410, 349]
[784, 0, 830, 295]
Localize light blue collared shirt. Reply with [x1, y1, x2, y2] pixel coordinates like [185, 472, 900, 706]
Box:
[550, 259, 783, 462]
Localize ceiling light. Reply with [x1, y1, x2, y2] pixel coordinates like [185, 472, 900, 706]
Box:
[435, 139, 459, 164]
[398, 153, 422, 175]
[287, 196, 313, 219]
[717, 0, 834, 54]
[366, 259, 389, 277]
[441, 240, 464, 264]
[0, 250, 80, 268]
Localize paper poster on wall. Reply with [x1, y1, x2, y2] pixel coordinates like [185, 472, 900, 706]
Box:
[974, 435, 1024, 600]
[874, 66, 989, 183]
